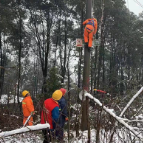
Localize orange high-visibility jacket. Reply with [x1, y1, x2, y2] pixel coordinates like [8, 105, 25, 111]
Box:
[22, 96, 34, 117]
[83, 18, 98, 47]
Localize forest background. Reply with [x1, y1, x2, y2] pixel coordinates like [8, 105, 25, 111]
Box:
[1, 0, 143, 142]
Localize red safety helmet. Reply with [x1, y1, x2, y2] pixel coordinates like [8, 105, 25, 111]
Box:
[60, 88, 66, 96]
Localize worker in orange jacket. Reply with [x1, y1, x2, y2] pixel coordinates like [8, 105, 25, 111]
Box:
[83, 18, 98, 48]
[22, 90, 35, 126]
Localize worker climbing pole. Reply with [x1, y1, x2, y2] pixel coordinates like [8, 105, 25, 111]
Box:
[83, 18, 97, 49]
[81, 0, 98, 136]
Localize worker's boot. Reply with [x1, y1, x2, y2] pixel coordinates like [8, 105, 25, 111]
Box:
[85, 42, 88, 47]
[88, 47, 91, 51]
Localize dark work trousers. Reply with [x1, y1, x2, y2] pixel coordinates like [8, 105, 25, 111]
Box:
[42, 129, 52, 143]
[58, 115, 66, 141]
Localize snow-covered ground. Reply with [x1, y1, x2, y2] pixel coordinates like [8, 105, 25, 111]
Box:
[0, 124, 49, 143]
[70, 129, 142, 143]
[0, 94, 23, 104]
[1, 87, 143, 143]
[0, 132, 43, 143]
[0, 128, 142, 143]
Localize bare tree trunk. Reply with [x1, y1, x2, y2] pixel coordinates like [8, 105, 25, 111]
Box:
[13, 83, 17, 108]
[97, 24, 104, 89]
[53, 36, 58, 66]
[94, 46, 98, 95]
[78, 2, 83, 88]
[102, 39, 105, 89]
[61, 14, 67, 83]
[17, 15, 22, 108]
[0, 32, 4, 98]
[78, 47, 82, 88]
[66, 40, 72, 142]
[90, 52, 93, 93]
[67, 61, 70, 142]
[41, 11, 50, 98]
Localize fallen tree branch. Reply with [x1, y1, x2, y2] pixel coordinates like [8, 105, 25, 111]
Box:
[0, 123, 50, 138]
[120, 87, 143, 117]
[108, 87, 143, 142]
[85, 93, 143, 140]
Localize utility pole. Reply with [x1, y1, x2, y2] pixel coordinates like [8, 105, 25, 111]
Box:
[81, 0, 92, 133]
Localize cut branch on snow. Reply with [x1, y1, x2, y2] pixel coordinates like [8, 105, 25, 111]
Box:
[0, 123, 50, 138]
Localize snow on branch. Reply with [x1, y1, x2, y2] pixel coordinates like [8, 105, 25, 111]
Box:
[120, 87, 143, 117]
[85, 93, 143, 140]
[55, 74, 63, 79]
[0, 123, 50, 138]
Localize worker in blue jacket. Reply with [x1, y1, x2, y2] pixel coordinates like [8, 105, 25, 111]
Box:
[58, 88, 68, 141]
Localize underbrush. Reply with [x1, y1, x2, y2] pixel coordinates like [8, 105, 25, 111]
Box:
[0, 107, 23, 131]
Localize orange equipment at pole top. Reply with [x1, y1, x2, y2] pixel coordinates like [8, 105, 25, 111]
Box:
[94, 89, 106, 94]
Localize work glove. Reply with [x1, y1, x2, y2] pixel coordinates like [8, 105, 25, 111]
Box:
[31, 111, 37, 115]
[65, 117, 69, 121]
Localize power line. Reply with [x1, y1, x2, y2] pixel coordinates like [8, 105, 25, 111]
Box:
[133, 0, 143, 9]
[135, 0, 143, 8]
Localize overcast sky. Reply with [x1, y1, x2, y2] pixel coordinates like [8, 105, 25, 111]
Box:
[125, 0, 143, 15]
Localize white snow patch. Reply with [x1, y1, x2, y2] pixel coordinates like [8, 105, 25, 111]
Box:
[0, 94, 23, 104]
